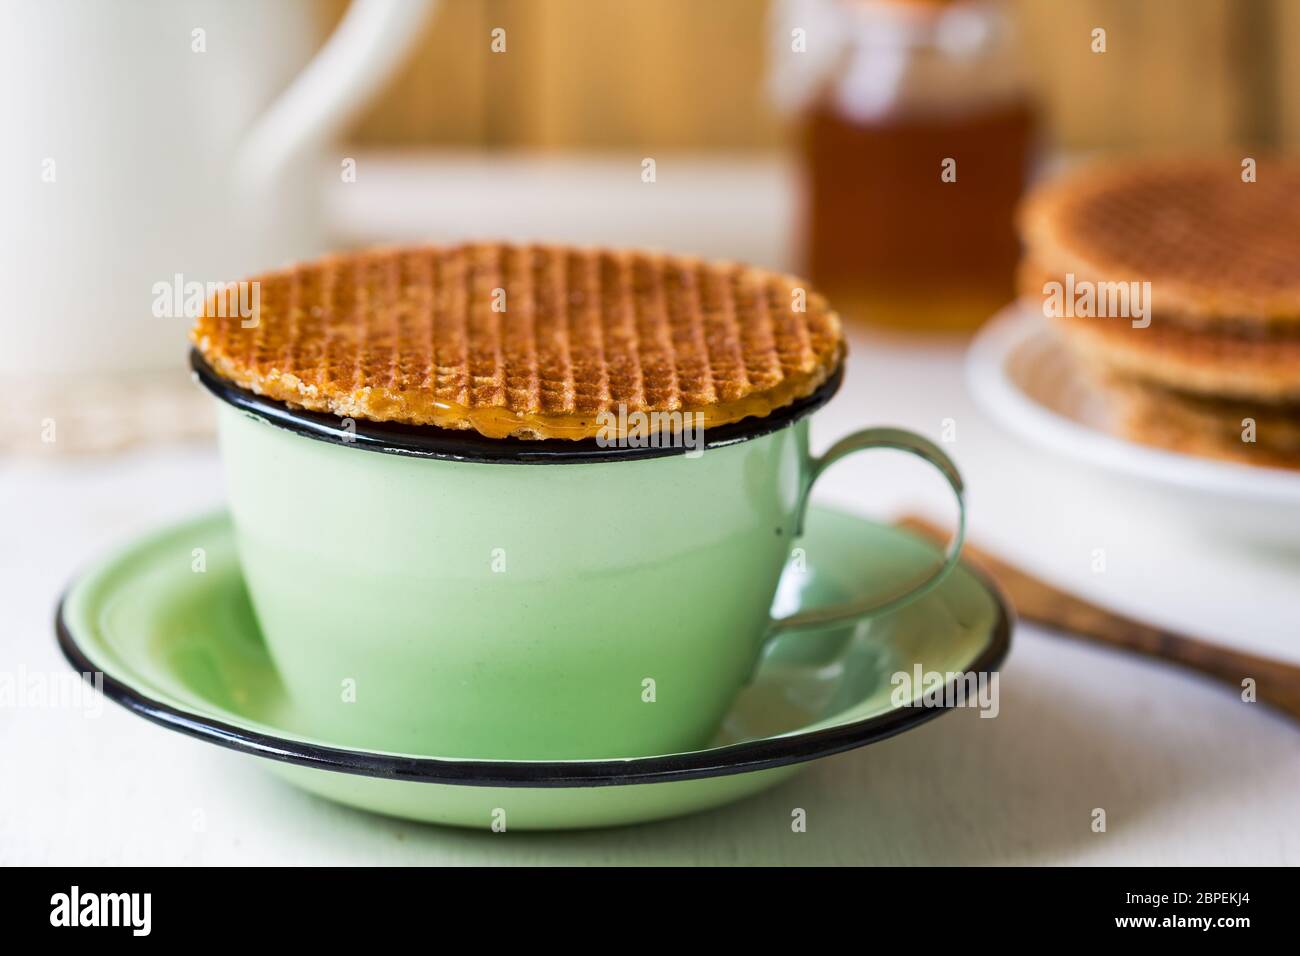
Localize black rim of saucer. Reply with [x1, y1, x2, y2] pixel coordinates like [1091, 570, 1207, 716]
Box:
[190, 349, 844, 465]
[55, 580, 1011, 789]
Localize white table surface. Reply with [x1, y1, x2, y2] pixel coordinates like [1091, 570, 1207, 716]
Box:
[4, 154, 1298, 866]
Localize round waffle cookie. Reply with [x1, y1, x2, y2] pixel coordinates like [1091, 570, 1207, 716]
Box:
[191, 243, 845, 440]
[1103, 375, 1300, 471]
[1019, 157, 1300, 328]
[1050, 309, 1300, 403]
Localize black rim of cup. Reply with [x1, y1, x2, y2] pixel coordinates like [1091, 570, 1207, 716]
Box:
[190, 349, 845, 464]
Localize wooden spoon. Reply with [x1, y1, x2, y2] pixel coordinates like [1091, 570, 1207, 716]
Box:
[897, 514, 1300, 722]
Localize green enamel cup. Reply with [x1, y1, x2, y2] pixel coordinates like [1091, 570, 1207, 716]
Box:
[195, 356, 965, 760]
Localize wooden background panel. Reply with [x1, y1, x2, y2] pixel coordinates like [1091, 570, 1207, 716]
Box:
[323, 0, 779, 149]
[1277, 0, 1300, 147]
[500, 0, 780, 150]
[320, 0, 1298, 152]
[1015, 0, 1254, 150]
[327, 0, 490, 145]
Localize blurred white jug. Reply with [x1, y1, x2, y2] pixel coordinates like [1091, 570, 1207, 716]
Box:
[0, 0, 435, 377]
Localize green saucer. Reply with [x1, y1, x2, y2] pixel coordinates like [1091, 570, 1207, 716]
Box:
[56, 506, 1010, 830]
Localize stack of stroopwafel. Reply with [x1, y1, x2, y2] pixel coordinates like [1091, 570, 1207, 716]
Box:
[1017, 157, 1300, 469]
[192, 242, 845, 441]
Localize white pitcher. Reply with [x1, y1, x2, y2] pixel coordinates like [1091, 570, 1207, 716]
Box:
[0, 0, 436, 377]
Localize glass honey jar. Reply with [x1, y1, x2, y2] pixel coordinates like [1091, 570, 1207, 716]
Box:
[773, 0, 1039, 331]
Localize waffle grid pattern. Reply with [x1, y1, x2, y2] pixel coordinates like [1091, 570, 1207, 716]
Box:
[1018, 158, 1300, 466]
[193, 244, 843, 439]
[1020, 158, 1300, 327]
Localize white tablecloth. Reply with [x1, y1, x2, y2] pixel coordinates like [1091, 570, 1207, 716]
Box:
[4, 155, 1297, 865]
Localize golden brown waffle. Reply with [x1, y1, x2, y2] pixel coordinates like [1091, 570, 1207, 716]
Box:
[1018, 250, 1300, 401]
[192, 243, 845, 440]
[1020, 157, 1300, 327]
[1050, 309, 1300, 403]
[1104, 375, 1300, 471]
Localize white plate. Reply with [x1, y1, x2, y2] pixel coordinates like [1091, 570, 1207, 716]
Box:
[967, 305, 1300, 548]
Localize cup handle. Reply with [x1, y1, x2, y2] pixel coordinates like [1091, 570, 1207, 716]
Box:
[234, 0, 439, 193]
[767, 427, 965, 637]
